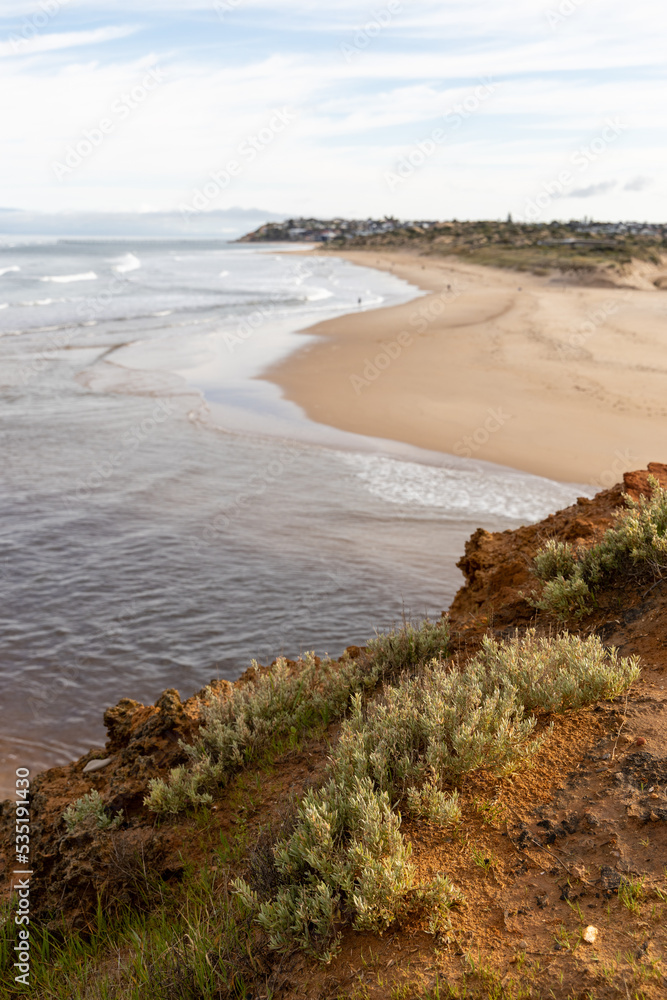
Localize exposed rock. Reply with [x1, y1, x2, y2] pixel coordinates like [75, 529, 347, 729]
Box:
[103, 698, 144, 751]
[599, 867, 622, 891]
[449, 462, 667, 627]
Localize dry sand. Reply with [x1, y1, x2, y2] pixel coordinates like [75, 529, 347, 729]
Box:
[267, 250, 667, 484]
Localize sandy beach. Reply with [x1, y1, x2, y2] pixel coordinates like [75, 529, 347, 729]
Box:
[267, 250, 667, 484]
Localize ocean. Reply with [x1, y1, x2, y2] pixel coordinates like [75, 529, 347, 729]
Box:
[0, 237, 588, 795]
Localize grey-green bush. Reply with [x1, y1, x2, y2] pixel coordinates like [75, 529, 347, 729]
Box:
[234, 775, 421, 962]
[233, 630, 639, 960]
[532, 479, 667, 618]
[533, 540, 578, 581]
[470, 629, 640, 714]
[363, 616, 452, 680]
[63, 790, 121, 833]
[146, 618, 451, 815]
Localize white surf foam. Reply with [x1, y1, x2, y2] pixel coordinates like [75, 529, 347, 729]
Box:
[0, 266, 20, 277]
[41, 272, 98, 284]
[111, 253, 141, 274]
[304, 287, 334, 302]
[340, 453, 589, 524]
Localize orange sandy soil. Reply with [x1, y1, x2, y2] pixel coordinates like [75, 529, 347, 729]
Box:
[267, 249, 667, 484]
[3, 466, 667, 998]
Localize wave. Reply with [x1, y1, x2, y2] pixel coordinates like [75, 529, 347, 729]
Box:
[219, 270, 230, 277]
[340, 453, 588, 524]
[303, 287, 335, 302]
[40, 272, 98, 284]
[111, 253, 141, 274]
[358, 292, 384, 307]
[19, 297, 63, 307]
[151, 310, 172, 317]
[0, 303, 7, 310]
[0, 266, 20, 277]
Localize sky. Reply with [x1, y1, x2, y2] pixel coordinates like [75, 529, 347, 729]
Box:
[1, 0, 665, 232]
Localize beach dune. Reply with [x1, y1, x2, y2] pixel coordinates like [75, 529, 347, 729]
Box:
[267, 250, 667, 484]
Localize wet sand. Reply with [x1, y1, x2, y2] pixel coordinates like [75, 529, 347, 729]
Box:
[267, 250, 667, 484]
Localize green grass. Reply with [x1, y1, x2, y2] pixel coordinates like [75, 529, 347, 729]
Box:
[470, 847, 494, 875]
[619, 877, 645, 915]
[531, 478, 667, 619]
[0, 854, 270, 999]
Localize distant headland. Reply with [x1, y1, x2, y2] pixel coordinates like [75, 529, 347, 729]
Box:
[238, 216, 667, 275]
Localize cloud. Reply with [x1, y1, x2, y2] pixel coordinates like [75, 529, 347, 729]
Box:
[0, 25, 139, 58]
[567, 181, 618, 199]
[623, 176, 652, 192]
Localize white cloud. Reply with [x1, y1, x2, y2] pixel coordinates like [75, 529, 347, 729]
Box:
[0, 25, 139, 57]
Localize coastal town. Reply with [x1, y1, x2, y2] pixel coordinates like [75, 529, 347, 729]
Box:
[239, 215, 667, 244]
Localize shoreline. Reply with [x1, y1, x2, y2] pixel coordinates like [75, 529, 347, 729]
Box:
[266, 249, 667, 484]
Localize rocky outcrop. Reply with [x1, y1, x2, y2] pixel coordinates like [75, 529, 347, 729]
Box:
[449, 462, 667, 626]
[0, 655, 355, 929]
[0, 685, 208, 928]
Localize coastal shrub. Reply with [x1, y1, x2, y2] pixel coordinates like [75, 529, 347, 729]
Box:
[234, 775, 460, 962]
[532, 573, 592, 619]
[143, 762, 215, 814]
[234, 775, 425, 962]
[363, 616, 452, 680]
[532, 479, 667, 618]
[63, 790, 121, 833]
[334, 672, 539, 797]
[533, 540, 578, 581]
[145, 651, 356, 814]
[406, 781, 461, 826]
[470, 629, 640, 714]
[146, 618, 451, 815]
[233, 629, 639, 960]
